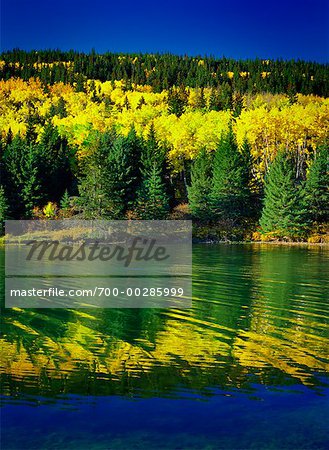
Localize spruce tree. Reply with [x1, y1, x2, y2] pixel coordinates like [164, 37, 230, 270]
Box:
[4, 136, 42, 217]
[304, 145, 329, 223]
[38, 123, 72, 202]
[124, 126, 143, 206]
[60, 189, 71, 217]
[107, 134, 135, 217]
[136, 162, 169, 220]
[195, 88, 206, 109]
[25, 113, 38, 144]
[260, 152, 309, 238]
[78, 131, 137, 219]
[60, 189, 71, 209]
[0, 185, 8, 235]
[211, 129, 251, 222]
[218, 82, 233, 110]
[208, 88, 221, 111]
[135, 128, 169, 219]
[187, 149, 212, 220]
[167, 87, 187, 117]
[78, 133, 114, 218]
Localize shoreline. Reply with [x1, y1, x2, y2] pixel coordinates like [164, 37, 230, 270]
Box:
[1, 237, 329, 247]
[193, 240, 329, 246]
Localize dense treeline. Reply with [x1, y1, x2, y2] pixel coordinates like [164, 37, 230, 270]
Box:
[188, 129, 328, 240]
[1, 49, 328, 97]
[0, 121, 328, 241]
[0, 125, 171, 222]
[0, 52, 328, 241]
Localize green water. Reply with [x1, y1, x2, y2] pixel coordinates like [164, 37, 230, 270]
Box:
[1, 244, 329, 449]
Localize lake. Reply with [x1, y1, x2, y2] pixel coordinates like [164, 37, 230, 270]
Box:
[1, 244, 328, 449]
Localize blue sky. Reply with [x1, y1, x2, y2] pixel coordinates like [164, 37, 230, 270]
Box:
[1, 0, 328, 61]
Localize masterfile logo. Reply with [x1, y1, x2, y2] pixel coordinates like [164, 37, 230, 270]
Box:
[5, 220, 192, 309]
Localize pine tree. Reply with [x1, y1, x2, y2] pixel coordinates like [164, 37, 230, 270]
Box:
[135, 128, 169, 219]
[124, 126, 143, 206]
[218, 82, 233, 110]
[78, 131, 137, 219]
[0, 185, 8, 235]
[25, 113, 38, 144]
[106, 135, 134, 217]
[208, 88, 221, 111]
[260, 151, 309, 238]
[78, 133, 114, 218]
[60, 189, 71, 209]
[232, 92, 244, 117]
[60, 189, 71, 217]
[288, 84, 298, 105]
[38, 123, 72, 202]
[167, 87, 187, 117]
[305, 145, 329, 223]
[141, 124, 158, 173]
[187, 149, 212, 220]
[57, 97, 67, 118]
[136, 162, 169, 219]
[75, 74, 86, 92]
[195, 88, 206, 109]
[4, 136, 43, 218]
[211, 129, 251, 222]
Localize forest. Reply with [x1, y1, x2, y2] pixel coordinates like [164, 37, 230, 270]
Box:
[0, 50, 328, 242]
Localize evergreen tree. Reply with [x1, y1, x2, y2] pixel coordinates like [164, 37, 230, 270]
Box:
[124, 126, 144, 206]
[287, 84, 298, 105]
[75, 73, 86, 92]
[1, 50, 328, 97]
[25, 113, 38, 144]
[232, 92, 244, 117]
[60, 189, 71, 209]
[305, 145, 329, 223]
[187, 149, 212, 220]
[141, 124, 158, 173]
[260, 151, 309, 238]
[106, 134, 134, 217]
[211, 129, 251, 221]
[78, 133, 114, 218]
[135, 128, 170, 219]
[4, 136, 42, 217]
[136, 161, 169, 219]
[218, 82, 233, 110]
[167, 87, 187, 117]
[195, 88, 206, 109]
[208, 88, 221, 111]
[78, 131, 139, 218]
[37, 123, 72, 202]
[57, 97, 67, 118]
[0, 185, 8, 235]
[60, 189, 71, 217]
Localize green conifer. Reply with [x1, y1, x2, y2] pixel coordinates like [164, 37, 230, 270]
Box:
[187, 149, 212, 220]
[135, 127, 169, 219]
[0, 185, 8, 235]
[60, 189, 71, 216]
[305, 145, 329, 223]
[211, 129, 251, 221]
[136, 162, 169, 220]
[260, 152, 309, 238]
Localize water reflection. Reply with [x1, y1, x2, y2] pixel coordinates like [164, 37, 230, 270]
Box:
[1, 245, 328, 400]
